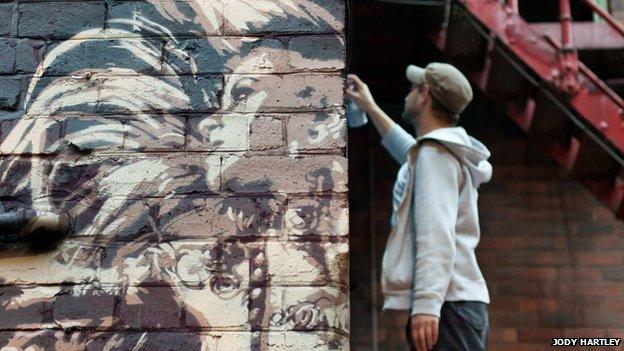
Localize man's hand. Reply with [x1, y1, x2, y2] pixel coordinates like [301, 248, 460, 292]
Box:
[410, 314, 439, 351]
[346, 74, 377, 112]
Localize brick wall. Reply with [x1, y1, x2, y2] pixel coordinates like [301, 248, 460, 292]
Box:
[473, 103, 624, 351]
[0, 1, 349, 349]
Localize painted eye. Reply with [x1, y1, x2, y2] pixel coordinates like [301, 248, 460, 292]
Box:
[231, 86, 254, 102]
[229, 77, 259, 103]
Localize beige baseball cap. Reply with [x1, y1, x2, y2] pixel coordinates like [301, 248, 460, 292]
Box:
[406, 62, 473, 115]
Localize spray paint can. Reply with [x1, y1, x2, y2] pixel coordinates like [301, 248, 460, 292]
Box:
[346, 99, 368, 128]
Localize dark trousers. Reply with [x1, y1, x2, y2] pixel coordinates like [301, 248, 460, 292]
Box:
[406, 301, 489, 351]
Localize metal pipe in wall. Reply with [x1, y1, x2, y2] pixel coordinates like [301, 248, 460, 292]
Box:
[556, 0, 581, 94]
[559, 0, 573, 50]
[0, 209, 72, 251]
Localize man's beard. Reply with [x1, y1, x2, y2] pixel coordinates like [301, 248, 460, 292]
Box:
[401, 104, 420, 129]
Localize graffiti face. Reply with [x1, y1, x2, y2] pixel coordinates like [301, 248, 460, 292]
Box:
[0, 1, 348, 350]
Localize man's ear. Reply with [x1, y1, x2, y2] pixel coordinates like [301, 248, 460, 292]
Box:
[420, 84, 431, 102]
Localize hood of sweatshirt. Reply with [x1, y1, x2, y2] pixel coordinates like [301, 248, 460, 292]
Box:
[416, 126, 493, 188]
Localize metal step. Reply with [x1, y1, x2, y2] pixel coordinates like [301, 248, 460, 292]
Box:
[529, 18, 624, 84]
[434, 0, 624, 220]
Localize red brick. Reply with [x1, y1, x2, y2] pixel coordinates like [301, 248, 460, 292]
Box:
[562, 328, 609, 338]
[489, 311, 539, 327]
[497, 252, 571, 266]
[607, 328, 624, 338]
[572, 284, 624, 298]
[479, 237, 565, 251]
[601, 236, 624, 250]
[575, 253, 622, 267]
[580, 310, 624, 327]
[489, 342, 547, 351]
[495, 282, 555, 297]
[489, 328, 518, 343]
[517, 328, 564, 343]
[490, 297, 538, 311]
[575, 223, 617, 236]
[593, 207, 618, 221]
[602, 268, 624, 282]
[556, 267, 601, 281]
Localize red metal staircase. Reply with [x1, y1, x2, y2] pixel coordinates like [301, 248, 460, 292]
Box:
[427, 0, 624, 220]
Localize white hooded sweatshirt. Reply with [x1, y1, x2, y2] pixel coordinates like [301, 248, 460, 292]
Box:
[380, 123, 492, 318]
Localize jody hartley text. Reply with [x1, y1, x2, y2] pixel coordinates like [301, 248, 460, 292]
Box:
[552, 338, 621, 347]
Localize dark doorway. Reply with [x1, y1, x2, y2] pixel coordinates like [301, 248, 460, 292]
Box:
[347, 1, 447, 349]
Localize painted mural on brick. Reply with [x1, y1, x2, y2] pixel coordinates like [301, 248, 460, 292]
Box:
[0, 1, 349, 349]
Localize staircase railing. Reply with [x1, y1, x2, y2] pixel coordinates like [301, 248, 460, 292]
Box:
[581, 0, 624, 36]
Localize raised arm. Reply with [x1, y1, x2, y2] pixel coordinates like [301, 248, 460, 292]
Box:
[346, 74, 416, 164]
[346, 74, 394, 135]
[380, 123, 417, 164]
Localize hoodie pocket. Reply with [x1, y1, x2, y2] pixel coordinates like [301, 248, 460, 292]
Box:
[450, 302, 488, 331]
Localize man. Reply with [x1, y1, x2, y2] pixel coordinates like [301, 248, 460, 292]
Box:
[346, 62, 493, 351]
